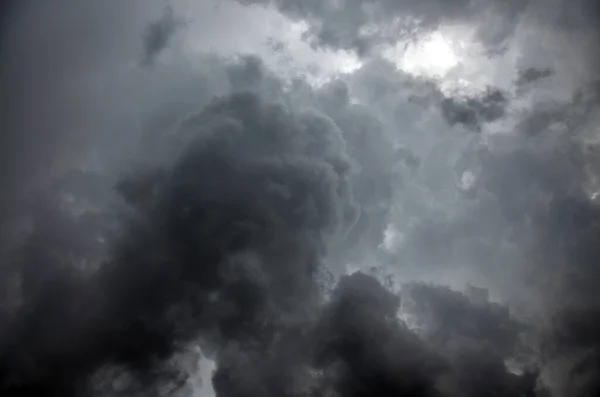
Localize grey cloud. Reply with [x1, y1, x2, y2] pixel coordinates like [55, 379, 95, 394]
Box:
[310, 272, 543, 397]
[141, 5, 182, 67]
[514, 83, 600, 137]
[0, 0, 165, 253]
[400, 78, 600, 395]
[235, 0, 528, 55]
[515, 68, 554, 91]
[0, 86, 360, 395]
[311, 79, 405, 270]
[440, 87, 509, 132]
[3, 0, 600, 395]
[310, 272, 448, 397]
[332, 39, 600, 397]
[402, 283, 525, 358]
[0, 50, 555, 397]
[214, 271, 543, 397]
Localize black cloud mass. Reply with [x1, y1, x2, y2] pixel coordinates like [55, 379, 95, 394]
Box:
[0, 1, 600, 397]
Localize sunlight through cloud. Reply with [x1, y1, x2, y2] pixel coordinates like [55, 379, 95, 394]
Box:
[397, 32, 460, 77]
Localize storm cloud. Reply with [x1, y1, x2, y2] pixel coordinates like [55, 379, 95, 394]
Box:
[1, 0, 600, 396]
[234, 0, 528, 55]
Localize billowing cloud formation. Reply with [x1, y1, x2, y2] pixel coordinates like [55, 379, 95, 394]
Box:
[0, 87, 360, 395]
[0, 51, 548, 396]
[2, 0, 600, 396]
[401, 282, 544, 397]
[235, 0, 527, 55]
[402, 283, 524, 357]
[392, 80, 600, 395]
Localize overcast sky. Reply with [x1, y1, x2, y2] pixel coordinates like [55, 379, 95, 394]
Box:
[1, 1, 600, 396]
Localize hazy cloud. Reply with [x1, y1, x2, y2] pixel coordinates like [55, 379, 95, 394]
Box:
[235, 0, 528, 55]
[1, 0, 600, 396]
[141, 5, 182, 67]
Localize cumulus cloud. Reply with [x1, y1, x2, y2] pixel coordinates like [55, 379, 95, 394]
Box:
[234, 0, 528, 55]
[394, 79, 600, 395]
[0, 82, 361, 394]
[2, 0, 600, 396]
[0, 51, 543, 396]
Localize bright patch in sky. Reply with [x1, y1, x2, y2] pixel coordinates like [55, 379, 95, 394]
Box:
[380, 224, 402, 253]
[458, 170, 477, 192]
[388, 32, 461, 77]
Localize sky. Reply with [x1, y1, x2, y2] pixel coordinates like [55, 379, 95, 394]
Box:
[0, 0, 600, 396]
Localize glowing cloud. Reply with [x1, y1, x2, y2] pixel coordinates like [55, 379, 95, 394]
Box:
[388, 31, 461, 77]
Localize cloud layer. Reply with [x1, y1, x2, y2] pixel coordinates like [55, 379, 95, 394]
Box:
[0, 1, 599, 396]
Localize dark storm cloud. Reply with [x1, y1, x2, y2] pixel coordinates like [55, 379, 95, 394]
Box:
[212, 271, 544, 397]
[3, 1, 600, 396]
[440, 87, 509, 132]
[402, 283, 524, 357]
[0, 87, 360, 395]
[400, 283, 548, 397]
[515, 68, 554, 91]
[311, 272, 448, 397]
[0, 50, 552, 397]
[235, 0, 528, 55]
[0, 171, 121, 396]
[311, 272, 543, 397]
[524, 192, 600, 397]
[532, 164, 600, 396]
[141, 5, 181, 67]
